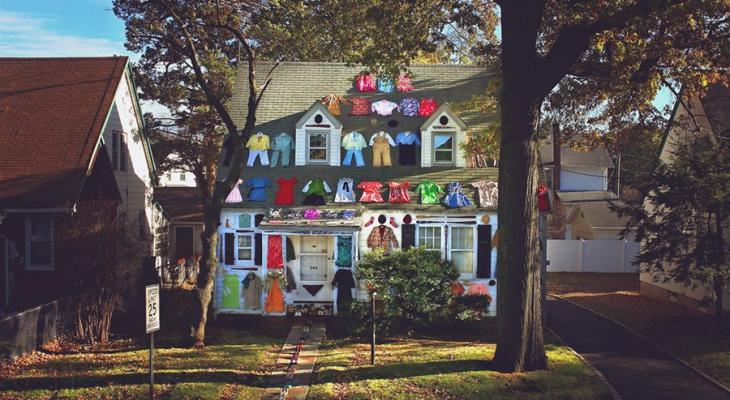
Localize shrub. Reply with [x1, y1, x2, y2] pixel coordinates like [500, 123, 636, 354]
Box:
[350, 247, 459, 336]
[451, 294, 492, 321]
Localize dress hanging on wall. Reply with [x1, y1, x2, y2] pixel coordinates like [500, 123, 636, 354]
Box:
[264, 271, 286, 313]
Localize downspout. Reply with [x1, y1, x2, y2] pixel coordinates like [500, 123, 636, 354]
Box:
[552, 122, 561, 191]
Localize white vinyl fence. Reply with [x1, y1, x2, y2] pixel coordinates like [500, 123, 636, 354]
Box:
[547, 239, 640, 273]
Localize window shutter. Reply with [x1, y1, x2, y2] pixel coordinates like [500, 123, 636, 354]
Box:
[224, 233, 234, 265]
[254, 214, 264, 227]
[401, 224, 416, 249]
[476, 225, 492, 278]
[254, 233, 262, 265]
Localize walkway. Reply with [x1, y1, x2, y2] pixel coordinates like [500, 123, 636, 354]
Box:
[547, 296, 730, 400]
[262, 322, 326, 400]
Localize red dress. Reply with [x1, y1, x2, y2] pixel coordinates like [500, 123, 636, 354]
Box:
[388, 181, 411, 203]
[267, 235, 284, 269]
[357, 181, 384, 203]
[274, 177, 298, 206]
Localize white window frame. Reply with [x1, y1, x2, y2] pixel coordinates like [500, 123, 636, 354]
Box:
[447, 225, 477, 279]
[236, 232, 254, 262]
[416, 224, 445, 251]
[111, 130, 128, 172]
[305, 129, 330, 165]
[24, 216, 54, 271]
[432, 130, 456, 166]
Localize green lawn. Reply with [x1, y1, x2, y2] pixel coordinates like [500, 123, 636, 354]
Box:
[308, 333, 614, 400]
[0, 324, 283, 400]
[548, 272, 730, 387]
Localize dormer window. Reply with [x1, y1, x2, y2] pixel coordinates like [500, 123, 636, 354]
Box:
[295, 102, 343, 166]
[420, 103, 468, 168]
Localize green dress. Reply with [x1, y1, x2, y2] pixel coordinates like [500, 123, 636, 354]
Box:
[221, 273, 241, 309]
[336, 236, 352, 268]
[304, 179, 329, 196]
[416, 180, 444, 204]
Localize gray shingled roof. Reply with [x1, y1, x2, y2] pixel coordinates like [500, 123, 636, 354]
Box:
[702, 83, 730, 135]
[223, 61, 498, 211]
[156, 187, 204, 223]
[576, 201, 629, 229]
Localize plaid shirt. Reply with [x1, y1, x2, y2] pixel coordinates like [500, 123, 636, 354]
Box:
[366, 226, 399, 252]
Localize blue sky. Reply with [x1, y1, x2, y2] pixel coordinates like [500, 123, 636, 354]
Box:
[0, 1, 674, 113]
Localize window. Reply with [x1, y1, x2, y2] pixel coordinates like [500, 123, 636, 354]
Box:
[433, 131, 455, 165]
[306, 129, 329, 164]
[179, 172, 186, 182]
[237, 234, 253, 261]
[25, 216, 53, 270]
[417, 225, 443, 250]
[544, 167, 553, 189]
[111, 130, 127, 172]
[449, 226, 475, 275]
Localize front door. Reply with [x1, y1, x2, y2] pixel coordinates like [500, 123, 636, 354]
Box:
[174, 227, 194, 260]
[297, 236, 331, 302]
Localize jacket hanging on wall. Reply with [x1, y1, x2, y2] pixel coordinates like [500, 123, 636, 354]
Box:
[331, 268, 356, 311]
[242, 272, 262, 310]
[366, 225, 399, 252]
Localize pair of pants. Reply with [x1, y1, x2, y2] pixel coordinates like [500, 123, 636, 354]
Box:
[342, 149, 365, 167]
[270, 149, 290, 167]
[372, 141, 392, 167]
[247, 150, 269, 167]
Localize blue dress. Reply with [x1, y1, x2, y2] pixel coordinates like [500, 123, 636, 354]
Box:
[443, 182, 472, 208]
[245, 177, 271, 202]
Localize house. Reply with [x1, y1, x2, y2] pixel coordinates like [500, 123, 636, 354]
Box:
[0, 57, 158, 311]
[202, 62, 499, 317]
[159, 153, 197, 187]
[641, 82, 730, 313]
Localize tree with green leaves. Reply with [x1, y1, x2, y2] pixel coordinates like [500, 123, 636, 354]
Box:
[612, 136, 730, 317]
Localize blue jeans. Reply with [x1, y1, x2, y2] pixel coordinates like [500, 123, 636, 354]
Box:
[343, 149, 364, 167]
[270, 149, 290, 167]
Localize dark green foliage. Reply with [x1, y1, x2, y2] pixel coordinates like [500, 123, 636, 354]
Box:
[346, 247, 459, 337]
[452, 294, 492, 321]
[612, 136, 730, 315]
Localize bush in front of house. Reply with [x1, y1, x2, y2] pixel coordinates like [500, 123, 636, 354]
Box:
[451, 293, 492, 321]
[348, 247, 459, 337]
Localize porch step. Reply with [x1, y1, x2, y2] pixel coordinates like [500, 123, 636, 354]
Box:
[262, 322, 326, 400]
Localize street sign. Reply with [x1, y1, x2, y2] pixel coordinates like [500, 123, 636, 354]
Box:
[145, 284, 160, 334]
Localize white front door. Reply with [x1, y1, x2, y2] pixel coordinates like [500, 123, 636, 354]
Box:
[297, 236, 332, 302]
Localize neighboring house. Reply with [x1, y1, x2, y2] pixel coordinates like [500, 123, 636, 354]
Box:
[155, 186, 203, 263]
[0, 57, 158, 311]
[641, 83, 730, 313]
[201, 62, 499, 317]
[159, 153, 197, 187]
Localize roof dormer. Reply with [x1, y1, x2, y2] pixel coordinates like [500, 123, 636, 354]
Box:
[420, 103, 468, 167]
[294, 102, 343, 166]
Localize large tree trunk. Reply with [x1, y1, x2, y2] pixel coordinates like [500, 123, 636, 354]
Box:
[192, 203, 222, 347]
[492, 1, 548, 372]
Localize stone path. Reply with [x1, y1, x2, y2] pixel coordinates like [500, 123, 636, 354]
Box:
[547, 296, 730, 400]
[262, 322, 326, 400]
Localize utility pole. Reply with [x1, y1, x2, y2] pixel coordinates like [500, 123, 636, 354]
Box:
[616, 153, 621, 197]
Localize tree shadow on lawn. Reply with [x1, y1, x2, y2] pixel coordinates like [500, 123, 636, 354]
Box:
[0, 370, 270, 392]
[312, 359, 495, 384]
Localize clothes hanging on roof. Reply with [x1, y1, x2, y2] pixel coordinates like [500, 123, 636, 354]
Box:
[302, 179, 331, 205]
[331, 268, 356, 311]
[357, 181, 384, 203]
[335, 178, 356, 203]
[274, 177, 298, 205]
[443, 182, 472, 208]
[270, 133, 293, 167]
[395, 131, 421, 165]
[388, 181, 411, 203]
[471, 180, 498, 208]
[399, 98, 419, 116]
[245, 177, 270, 202]
[367, 225, 399, 252]
[371, 100, 399, 116]
[416, 180, 444, 204]
[225, 179, 244, 203]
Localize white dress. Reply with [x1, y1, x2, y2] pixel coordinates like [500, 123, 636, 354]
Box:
[334, 178, 356, 203]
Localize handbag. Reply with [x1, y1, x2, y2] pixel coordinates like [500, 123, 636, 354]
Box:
[355, 73, 376, 92]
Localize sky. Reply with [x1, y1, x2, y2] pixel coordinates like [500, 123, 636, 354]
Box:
[0, 1, 674, 114]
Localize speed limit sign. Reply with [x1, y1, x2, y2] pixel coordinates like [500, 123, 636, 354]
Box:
[145, 284, 160, 334]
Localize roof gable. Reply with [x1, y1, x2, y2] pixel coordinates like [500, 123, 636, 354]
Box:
[0, 56, 128, 209]
[420, 103, 467, 130]
[295, 102, 343, 129]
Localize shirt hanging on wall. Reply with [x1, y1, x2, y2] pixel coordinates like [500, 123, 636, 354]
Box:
[471, 180, 499, 208]
[245, 133, 271, 150]
[371, 100, 400, 116]
[245, 177, 270, 202]
[335, 178, 356, 203]
[388, 181, 411, 203]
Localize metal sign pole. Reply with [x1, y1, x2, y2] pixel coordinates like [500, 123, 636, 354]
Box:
[149, 331, 154, 399]
[371, 292, 376, 365]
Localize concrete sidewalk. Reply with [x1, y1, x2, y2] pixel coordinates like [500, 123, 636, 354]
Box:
[547, 296, 730, 400]
[262, 323, 325, 400]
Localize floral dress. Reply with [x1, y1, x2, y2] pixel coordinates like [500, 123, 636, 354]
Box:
[357, 181, 384, 203]
[443, 181, 472, 208]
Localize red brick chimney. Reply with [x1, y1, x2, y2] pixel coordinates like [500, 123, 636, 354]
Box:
[552, 122, 561, 191]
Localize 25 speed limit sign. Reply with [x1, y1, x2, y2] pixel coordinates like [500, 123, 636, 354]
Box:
[145, 284, 160, 334]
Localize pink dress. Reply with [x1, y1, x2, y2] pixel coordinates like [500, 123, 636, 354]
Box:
[225, 179, 243, 203]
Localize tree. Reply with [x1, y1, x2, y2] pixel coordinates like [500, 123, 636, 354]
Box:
[612, 136, 730, 316]
[56, 200, 147, 344]
[492, 0, 730, 372]
[114, 0, 276, 347]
